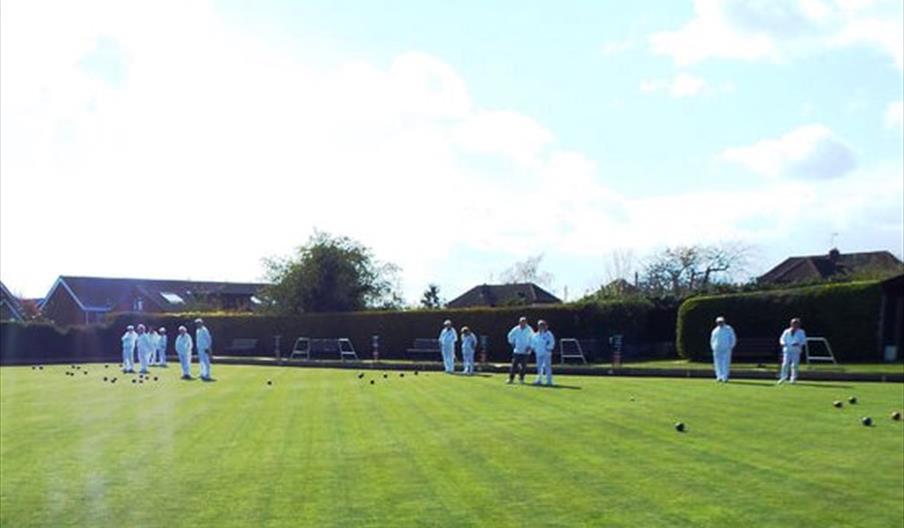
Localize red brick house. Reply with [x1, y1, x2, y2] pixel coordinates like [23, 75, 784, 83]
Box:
[41, 276, 269, 326]
[447, 282, 561, 308]
[758, 249, 903, 285]
[0, 281, 25, 322]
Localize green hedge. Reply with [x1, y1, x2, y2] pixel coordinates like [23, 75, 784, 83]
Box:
[0, 322, 116, 364]
[2, 300, 675, 364]
[106, 300, 665, 362]
[676, 281, 883, 362]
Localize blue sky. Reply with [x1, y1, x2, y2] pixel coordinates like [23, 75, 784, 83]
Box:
[1, 0, 902, 303]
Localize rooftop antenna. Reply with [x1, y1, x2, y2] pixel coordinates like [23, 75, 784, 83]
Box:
[829, 232, 839, 249]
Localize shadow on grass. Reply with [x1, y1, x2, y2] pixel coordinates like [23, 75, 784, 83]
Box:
[727, 380, 854, 389]
[789, 381, 853, 389]
[529, 383, 582, 390]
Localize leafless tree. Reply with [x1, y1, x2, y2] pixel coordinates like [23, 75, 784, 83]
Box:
[497, 254, 554, 287]
[641, 242, 754, 296]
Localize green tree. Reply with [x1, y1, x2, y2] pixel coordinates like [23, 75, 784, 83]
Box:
[262, 231, 402, 314]
[420, 283, 443, 309]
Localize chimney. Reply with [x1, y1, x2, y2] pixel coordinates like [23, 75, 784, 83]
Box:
[828, 248, 841, 262]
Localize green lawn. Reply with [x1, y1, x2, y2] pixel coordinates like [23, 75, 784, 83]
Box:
[1, 365, 902, 527]
[619, 359, 904, 375]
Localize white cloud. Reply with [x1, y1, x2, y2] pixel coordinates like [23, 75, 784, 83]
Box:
[649, 0, 903, 70]
[885, 100, 903, 129]
[721, 124, 857, 179]
[640, 73, 708, 97]
[601, 38, 633, 56]
[0, 0, 899, 303]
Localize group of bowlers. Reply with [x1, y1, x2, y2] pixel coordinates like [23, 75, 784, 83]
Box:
[121, 318, 214, 381]
[438, 316, 556, 386]
[118, 313, 808, 386]
[710, 315, 808, 384]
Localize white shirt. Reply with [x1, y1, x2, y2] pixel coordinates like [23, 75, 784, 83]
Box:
[438, 327, 458, 349]
[508, 325, 534, 355]
[530, 330, 555, 356]
[461, 333, 477, 354]
[136, 333, 155, 355]
[779, 328, 807, 353]
[121, 331, 137, 350]
[175, 334, 193, 355]
[196, 326, 212, 351]
[710, 325, 737, 352]
[157, 334, 168, 351]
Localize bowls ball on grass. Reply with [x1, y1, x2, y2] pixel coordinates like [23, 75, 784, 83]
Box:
[267, 380, 272, 386]
[370, 380, 375, 385]
[674, 422, 686, 433]
[892, 411, 902, 421]
[861, 417, 872, 427]
[848, 396, 858, 404]
[833, 401, 843, 408]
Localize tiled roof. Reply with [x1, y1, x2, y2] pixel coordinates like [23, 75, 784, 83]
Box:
[759, 250, 902, 284]
[55, 276, 268, 312]
[447, 282, 561, 308]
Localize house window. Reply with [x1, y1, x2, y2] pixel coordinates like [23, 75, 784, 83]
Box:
[160, 292, 185, 305]
[133, 298, 144, 312]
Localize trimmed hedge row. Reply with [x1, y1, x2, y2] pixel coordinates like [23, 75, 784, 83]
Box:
[0, 322, 119, 364]
[676, 281, 883, 362]
[2, 300, 676, 364]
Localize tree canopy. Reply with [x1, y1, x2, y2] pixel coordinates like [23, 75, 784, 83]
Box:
[262, 231, 402, 314]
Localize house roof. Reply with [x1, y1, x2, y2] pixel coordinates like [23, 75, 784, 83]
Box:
[0, 281, 25, 320]
[47, 276, 269, 312]
[446, 282, 562, 308]
[759, 249, 903, 284]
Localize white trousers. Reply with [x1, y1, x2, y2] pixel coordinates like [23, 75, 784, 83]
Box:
[122, 346, 134, 372]
[712, 349, 732, 381]
[157, 347, 167, 366]
[177, 350, 191, 377]
[199, 348, 211, 379]
[138, 349, 150, 374]
[462, 350, 475, 374]
[780, 348, 801, 382]
[536, 353, 553, 385]
[441, 345, 455, 373]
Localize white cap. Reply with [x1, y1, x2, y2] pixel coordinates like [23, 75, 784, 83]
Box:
[126, 325, 134, 330]
[443, 319, 452, 325]
[715, 316, 725, 323]
[178, 325, 187, 332]
[159, 327, 166, 333]
[194, 318, 204, 324]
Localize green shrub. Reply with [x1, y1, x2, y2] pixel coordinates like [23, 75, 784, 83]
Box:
[676, 281, 883, 362]
[2, 300, 676, 364]
[103, 300, 665, 362]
